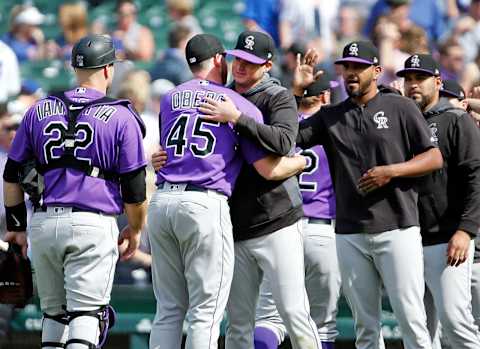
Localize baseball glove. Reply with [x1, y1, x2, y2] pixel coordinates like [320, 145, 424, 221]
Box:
[0, 242, 33, 308]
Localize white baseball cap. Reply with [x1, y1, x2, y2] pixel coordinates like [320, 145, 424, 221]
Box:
[14, 6, 45, 26]
[151, 79, 175, 98]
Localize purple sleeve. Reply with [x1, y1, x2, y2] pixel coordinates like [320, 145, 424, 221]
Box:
[238, 137, 268, 164]
[8, 107, 34, 162]
[117, 109, 148, 174]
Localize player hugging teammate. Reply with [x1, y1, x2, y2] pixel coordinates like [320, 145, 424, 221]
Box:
[4, 27, 480, 349]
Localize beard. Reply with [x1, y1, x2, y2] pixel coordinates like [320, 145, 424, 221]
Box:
[345, 76, 372, 98]
[410, 92, 434, 112]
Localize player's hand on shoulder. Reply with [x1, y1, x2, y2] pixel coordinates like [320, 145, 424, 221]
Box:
[151, 146, 167, 171]
[198, 95, 241, 124]
[357, 165, 394, 194]
[3, 231, 28, 258]
[118, 226, 141, 261]
[446, 230, 471, 267]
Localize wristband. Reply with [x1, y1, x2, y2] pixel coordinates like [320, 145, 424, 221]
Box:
[5, 202, 27, 232]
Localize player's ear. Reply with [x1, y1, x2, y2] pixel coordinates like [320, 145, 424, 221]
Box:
[213, 54, 223, 67]
[263, 60, 273, 73]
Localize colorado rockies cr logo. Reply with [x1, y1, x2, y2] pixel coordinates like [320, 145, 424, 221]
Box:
[244, 35, 255, 50]
[373, 111, 389, 129]
[410, 55, 421, 67]
[348, 43, 359, 56]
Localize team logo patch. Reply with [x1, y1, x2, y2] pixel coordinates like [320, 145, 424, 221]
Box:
[76, 55, 84, 67]
[348, 43, 359, 56]
[244, 35, 255, 51]
[410, 55, 421, 68]
[373, 111, 389, 129]
[429, 122, 438, 144]
[189, 57, 197, 64]
[75, 87, 86, 94]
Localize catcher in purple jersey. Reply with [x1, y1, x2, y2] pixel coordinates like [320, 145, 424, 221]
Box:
[148, 34, 306, 349]
[253, 77, 341, 349]
[3, 34, 147, 349]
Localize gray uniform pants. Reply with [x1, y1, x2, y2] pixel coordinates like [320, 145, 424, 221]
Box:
[226, 220, 321, 349]
[336, 227, 432, 349]
[472, 262, 480, 330]
[424, 242, 480, 349]
[254, 218, 341, 343]
[148, 186, 233, 349]
[29, 207, 119, 314]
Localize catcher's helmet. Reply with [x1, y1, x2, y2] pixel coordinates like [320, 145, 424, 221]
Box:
[71, 34, 116, 69]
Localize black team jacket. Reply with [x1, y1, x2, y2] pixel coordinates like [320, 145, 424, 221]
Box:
[229, 76, 303, 241]
[418, 97, 480, 246]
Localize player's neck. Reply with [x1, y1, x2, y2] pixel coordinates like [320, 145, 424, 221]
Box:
[352, 85, 379, 106]
[422, 94, 440, 113]
[78, 82, 107, 95]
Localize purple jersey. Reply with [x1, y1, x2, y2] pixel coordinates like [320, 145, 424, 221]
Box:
[157, 79, 267, 196]
[298, 113, 336, 219]
[9, 87, 146, 214]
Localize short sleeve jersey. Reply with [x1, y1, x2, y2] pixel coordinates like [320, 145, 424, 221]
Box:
[9, 87, 147, 214]
[157, 79, 267, 197]
[297, 113, 335, 220]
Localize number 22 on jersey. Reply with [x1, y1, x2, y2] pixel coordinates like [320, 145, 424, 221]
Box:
[166, 113, 220, 158]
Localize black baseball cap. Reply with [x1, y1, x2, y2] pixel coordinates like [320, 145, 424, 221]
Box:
[185, 34, 225, 66]
[386, 0, 410, 6]
[304, 75, 339, 97]
[440, 79, 466, 100]
[226, 30, 275, 65]
[334, 41, 379, 66]
[396, 54, 440, 77]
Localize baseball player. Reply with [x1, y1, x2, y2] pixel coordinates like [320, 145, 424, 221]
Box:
[253, 76, 341, 349]
[296, 41, 444, 349]
[198, 30, 321, 349]
[148, 34, 307, 349]
[399, 54, 480, 348]
[3, 34, 147, 349]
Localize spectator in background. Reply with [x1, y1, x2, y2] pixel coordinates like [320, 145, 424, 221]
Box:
[147, 78, 175, 116]
[374, 16, 429, 85]
[7, 80, 44, 119]
[0, 40, 20, 104]
[117, 69, 158, 161]
[112, 0, 155, 61]
[457, 0, 480, 63]
[149, 24, 193, 86]
[2, 5, 46, 62]
[46, 2, 89, 62]
[364, 0, 446, 44]
[166, 0, 202, 35]
[242, 0, 280, 46]
[334, 4, 366, 58]
[437, 37, 479, 93]
[278, 0, 339, 58]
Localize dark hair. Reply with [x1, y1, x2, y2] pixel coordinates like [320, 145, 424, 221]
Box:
[168, 24, 192, 48]
[116, 0, 137, 12]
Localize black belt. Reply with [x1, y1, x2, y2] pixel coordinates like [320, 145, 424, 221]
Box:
[307, 218, 332, 225]
[157, 182, 207, 192]
[34, 206, 104, 214]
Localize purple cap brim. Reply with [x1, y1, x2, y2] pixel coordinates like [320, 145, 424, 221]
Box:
[396, 68, 436, 77]
[334, 57, 374, 65]
[226, 49, 267, 64]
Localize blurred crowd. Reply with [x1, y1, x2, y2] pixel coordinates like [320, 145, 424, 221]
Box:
[2, 0, 480, 285]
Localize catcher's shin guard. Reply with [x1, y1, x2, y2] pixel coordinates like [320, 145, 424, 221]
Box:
[65, 305, 116, 348]
[41, 312, 69, 348]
